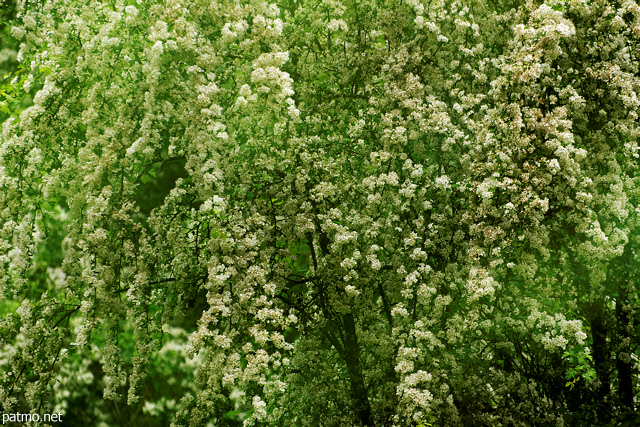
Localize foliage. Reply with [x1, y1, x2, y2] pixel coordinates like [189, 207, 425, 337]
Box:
[0, 0, 639, 425]
[0, 0, 26, 121]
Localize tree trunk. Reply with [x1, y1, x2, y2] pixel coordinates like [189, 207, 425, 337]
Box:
[615, 245, 635, 412]
[343, 312, 373, 426]
[590, 305, 611, 422]
[616, 305, 634, 411]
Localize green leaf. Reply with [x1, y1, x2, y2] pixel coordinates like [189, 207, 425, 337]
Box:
[40, 200, 53, 212]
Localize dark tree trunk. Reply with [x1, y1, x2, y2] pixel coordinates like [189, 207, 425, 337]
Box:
[343, 312, 373, 426]
[590, 305, 611, 422]
[614, 244, 635, 412]
[616, 302, 634, 411]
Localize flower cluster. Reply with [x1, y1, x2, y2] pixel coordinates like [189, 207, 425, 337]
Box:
[1, 0, 638, 425]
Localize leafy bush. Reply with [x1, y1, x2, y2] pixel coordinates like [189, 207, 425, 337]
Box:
[1, 0, 639, 425]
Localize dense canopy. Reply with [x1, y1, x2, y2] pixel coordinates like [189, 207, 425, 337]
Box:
[1, 0, 639, 425]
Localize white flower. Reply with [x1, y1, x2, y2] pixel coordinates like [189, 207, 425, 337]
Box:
[11, 26, 26, 40]
[547, 158, 560, 174]
[124, 5, 138, 16]
[435, 175, 451, 189]
[328, 19, 348, 32]
[345, 285, 360, 297]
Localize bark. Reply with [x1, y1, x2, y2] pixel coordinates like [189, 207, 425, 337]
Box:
[614, 245, 634, 412]
[343, 312, 373, 426]
[616, 300, 634, 411]
[589, 304, 611, 422]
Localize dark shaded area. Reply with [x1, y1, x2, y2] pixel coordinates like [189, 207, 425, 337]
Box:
[135, 157, 188, 218]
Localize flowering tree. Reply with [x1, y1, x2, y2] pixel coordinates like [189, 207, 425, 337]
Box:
[1, 0, 639, 425]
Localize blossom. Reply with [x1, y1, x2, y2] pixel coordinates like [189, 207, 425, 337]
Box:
[1, 0, 637, 424]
